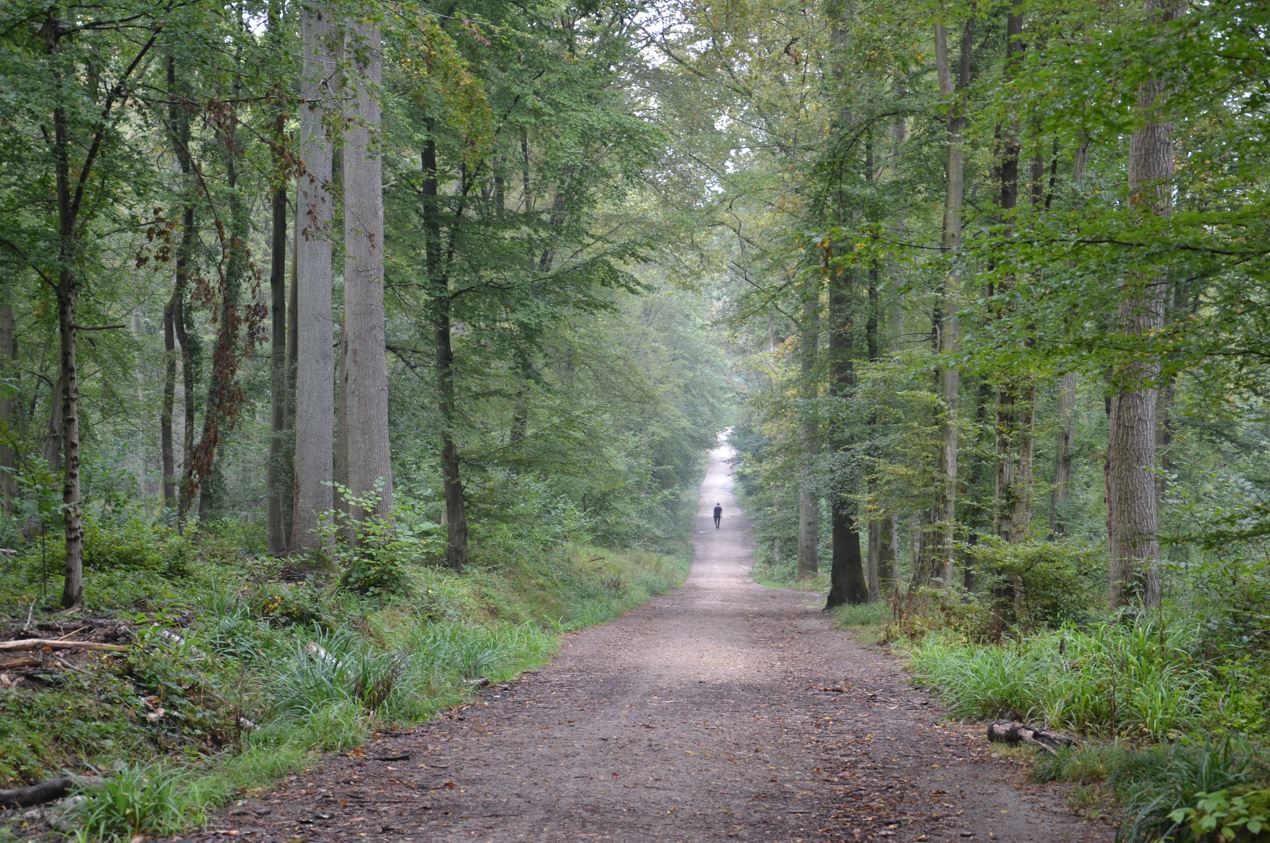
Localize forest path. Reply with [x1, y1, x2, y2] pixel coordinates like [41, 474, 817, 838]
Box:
[179, 445, 1109, 842]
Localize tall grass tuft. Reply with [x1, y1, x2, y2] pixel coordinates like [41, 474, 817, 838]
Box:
[908, 618, 1220, 740]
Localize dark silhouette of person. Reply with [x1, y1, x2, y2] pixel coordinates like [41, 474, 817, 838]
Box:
[713, 503, 723, 529]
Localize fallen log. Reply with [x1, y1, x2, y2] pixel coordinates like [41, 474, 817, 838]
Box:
[0, 639, 127, 653]
[0, 655, 42, 669]
[987, 721, 1077, 754]
[0, 777, 73, 809]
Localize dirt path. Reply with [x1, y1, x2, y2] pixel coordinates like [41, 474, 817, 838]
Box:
[180, 446, 1110, 842]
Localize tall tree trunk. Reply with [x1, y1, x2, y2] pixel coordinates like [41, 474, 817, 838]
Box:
[1048, 145, 1086, 537]
[0, 283, 17, 513]
[824, 1, 867, 610]
[1049, 372, 1076, 535]
[48, 17, 83, 608]
[342, 18, 393, 521]
[992, 4, 1034, 547]
[423, 130, 468, 570]
[1107, 0, 1178, 610]
[825, 262, 867, 608]
[192, 86, 247, 522]
[796, 281, 820, 580]
[932, 17, 973, 585]
[865, 259, 881, 601]
[266, 0, 291, 554]
[290, 0, 337, 551]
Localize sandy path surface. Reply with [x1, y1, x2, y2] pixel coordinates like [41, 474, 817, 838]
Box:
[179, 446, 1109, 842]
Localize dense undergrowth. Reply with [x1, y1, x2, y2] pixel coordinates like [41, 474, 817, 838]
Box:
[757, 543, 1269, 843]
[0, 490, 693, 841]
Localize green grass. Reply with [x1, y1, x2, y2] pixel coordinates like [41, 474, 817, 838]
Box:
[906, 618, 1263, 741]
[0, 525, 690, 841]
[1033, 741, 1269, 842]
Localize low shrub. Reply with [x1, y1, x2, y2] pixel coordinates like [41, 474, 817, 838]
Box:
[1034, 741, 1269, 843]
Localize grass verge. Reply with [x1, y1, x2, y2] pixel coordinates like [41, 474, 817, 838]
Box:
[0, 532, 689, 842]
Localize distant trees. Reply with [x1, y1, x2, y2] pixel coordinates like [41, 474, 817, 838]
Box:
[0, 0, 729, 607]
[690, 0, 1269, 616]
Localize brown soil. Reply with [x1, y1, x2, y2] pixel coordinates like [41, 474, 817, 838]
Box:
[175, 446, 1111, 842]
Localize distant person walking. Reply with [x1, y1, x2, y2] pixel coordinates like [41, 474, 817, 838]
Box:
[713, 503, 723, 529]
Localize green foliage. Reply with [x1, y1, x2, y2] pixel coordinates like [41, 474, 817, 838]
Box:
[0, 514, 691, 839]
[1169, 788, 1269, 843]
[73, 763, 196, 842]
[1035, 742, 1270, 843]
[967, 536, 1105, 630]
[908, 616, 1265, 741]
[323, 487, 445, 599]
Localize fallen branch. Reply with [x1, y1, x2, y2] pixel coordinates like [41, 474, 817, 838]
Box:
[0, 639, 127, 653]
[0, 777, 73, 809]
[0, 655, 42, 669]
[987, 720, 1077, 754]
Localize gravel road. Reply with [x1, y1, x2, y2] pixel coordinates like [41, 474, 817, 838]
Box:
[177, 445, 1110, 842]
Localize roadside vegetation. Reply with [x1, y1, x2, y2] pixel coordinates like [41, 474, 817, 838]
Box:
[1, 485, 695, 841]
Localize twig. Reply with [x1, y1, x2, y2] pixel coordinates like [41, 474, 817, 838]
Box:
[0, 639, 127, 653]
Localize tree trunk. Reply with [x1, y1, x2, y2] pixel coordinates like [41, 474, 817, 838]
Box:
[50, 22, 83, 608]
[825, 265, 867, 608]
[266, 0, 291, 554]
[992, 4, 1034, 548]
[423, 131, 469, 570]
[1049, 372, 1076, 535]
[191, 86, 248, 522]
[0, 284, 17, 513]
[342, 18, 393, 521]
[932, 17, 973, 586]
[824, 2, 866, 610]
[796, 281, 819, 579]
[290, 0, 337, 552]
[1107, 0, 1178, 610]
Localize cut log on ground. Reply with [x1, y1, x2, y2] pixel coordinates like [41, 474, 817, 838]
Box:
[0, 639, 127, 653]
[987, 721, 1077, 754]
[0, 777, 73, 809]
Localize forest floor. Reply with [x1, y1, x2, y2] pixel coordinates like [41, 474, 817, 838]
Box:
[171, 447, 1111, 842]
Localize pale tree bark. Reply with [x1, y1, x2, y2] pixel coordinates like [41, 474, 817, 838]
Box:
[342, 18, 393, 521]
[933, 16, 973, 585]
[291, 0, 337, 551]
[1107, 0, 1179, 610]
[796, 280, 820, 580]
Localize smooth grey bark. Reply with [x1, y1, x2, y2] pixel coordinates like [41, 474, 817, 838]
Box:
[291, 0, 337, 551]
[341, 18, 393, 520]
[1107, 0, 1179, 610]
